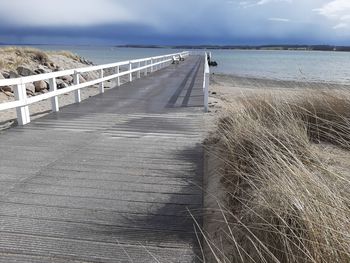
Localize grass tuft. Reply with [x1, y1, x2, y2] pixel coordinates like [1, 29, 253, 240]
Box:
[0, 47, 50, 70]
[51, 50, 83, 62]
[206, 90, 350, 263]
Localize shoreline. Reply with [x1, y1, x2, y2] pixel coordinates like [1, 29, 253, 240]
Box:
[211, 72, 350, 86]
[207, 73, 350, 113]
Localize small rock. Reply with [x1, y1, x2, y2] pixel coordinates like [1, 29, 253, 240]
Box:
[60, 75, 73, 83]
[26, 83, 36, 94]
[45, 81, 50, 90]
[2, 91, 14, 97]
[0, 86, 13, 92]
[56, 79, 68, 89]
[53, 67, 63, 72]
[211, 92, 217, 95]
[9, 71, 19, 78]
[82, 72, 98, 81]
[79, 75, 86, 83]
[35, 66, 50, 74]
[39, 65, 49, 71]
[34, 80, 48, 92]
[17, 66, 35, 77]
[56, 79, 64, 85]
[0, 71, 10, 78]
[81, 58, 92, 65]
[26, 89, 35, 97]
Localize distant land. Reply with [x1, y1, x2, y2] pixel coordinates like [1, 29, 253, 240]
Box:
[117, 44, 350, 52]
[0, 43, 350, 52]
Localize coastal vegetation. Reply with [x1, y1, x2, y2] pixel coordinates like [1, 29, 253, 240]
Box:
[0, 47, 94, 96]
[205, 89, 350, 262]
[0, 47, 91, 71]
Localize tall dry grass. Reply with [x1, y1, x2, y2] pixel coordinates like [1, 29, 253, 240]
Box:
[51, 50, 82, 61]
[2, 47, 49, 63]
[0, 47, 50, 70]
[205, 90, 350, 263]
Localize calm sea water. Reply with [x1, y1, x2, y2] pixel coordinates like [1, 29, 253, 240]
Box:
[211, 49, 350, 84]
[32, 45, 350, 84]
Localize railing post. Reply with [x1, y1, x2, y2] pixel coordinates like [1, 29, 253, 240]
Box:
[129, 61, 132, 82]
[14, 81, 30, 125]
[151, 58, 154, 73]
[204, 72, 209, 113]
[137, 62, 141, 78]
[49, 77, 59, 112]
[203, 52, 209, 113]
[116, 66, 120, 86]
[99, 69, 104, 93]
[73, 71, 81, 103]
[144, 60, 148, 76]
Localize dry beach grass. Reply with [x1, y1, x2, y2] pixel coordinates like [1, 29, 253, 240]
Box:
[0, 47, 50, 70]
[204, 75, 350, 263]
[0, 47, 88, 69]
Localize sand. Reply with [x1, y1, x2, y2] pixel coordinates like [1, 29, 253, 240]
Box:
[208, 73, 350, 112]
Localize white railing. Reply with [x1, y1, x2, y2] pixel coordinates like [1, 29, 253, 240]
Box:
[203, 52, 210, 112]
[0, 51, 189, 125]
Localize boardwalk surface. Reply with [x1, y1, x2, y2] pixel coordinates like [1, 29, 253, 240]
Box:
[0, 56, 205, 262]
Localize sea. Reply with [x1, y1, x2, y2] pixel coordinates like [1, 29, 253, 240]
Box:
[29, 45, 350, 84]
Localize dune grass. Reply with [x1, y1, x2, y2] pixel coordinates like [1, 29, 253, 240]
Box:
[0, 47, 85, 71]
[0, 47, 51, 71]
[205, 90, 350, 263]
[1, 47, 49, 63]
[51, 50, 82, 62]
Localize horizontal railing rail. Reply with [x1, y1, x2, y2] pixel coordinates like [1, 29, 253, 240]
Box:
[0, 51, 190, 125]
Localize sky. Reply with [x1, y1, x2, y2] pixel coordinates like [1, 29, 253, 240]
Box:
[0, 0, 349, 45]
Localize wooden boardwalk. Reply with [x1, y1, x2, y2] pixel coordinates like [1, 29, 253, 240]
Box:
[0, 56, 205, 262]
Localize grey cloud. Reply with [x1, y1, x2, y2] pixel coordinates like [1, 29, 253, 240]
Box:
[0, 0, 348, 44]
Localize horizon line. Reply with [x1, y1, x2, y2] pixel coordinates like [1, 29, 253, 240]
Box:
[1, 43, 350, 47]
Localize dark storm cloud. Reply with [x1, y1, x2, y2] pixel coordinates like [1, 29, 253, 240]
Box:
[0, 0, 349, 45]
